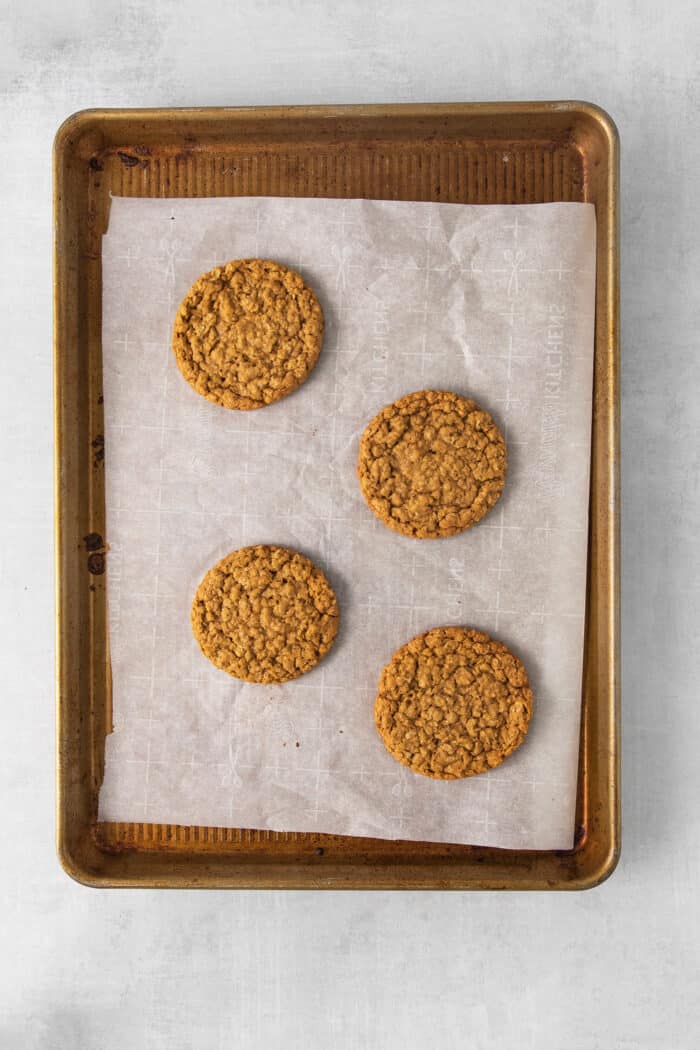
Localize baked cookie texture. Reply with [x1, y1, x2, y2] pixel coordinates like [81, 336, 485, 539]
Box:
[192, 545, 339, 684]
[374, 626, 533, 779]
[173, 259, 324, 410]
[357, 389, 507, 538]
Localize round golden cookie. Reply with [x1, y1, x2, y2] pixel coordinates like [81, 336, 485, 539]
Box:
[374, 626, 533, 779]
[357, 389, 507, 538]
[192, 545, 339, 684]
[173, 259, 324, 410]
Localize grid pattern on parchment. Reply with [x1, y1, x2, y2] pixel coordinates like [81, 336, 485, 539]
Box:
[99, 196, 596, 850]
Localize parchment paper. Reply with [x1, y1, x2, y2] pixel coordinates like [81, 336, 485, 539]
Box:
[98, 196, 596, 849]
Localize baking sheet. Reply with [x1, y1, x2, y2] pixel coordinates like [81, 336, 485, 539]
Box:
[98, 195, 596, 849]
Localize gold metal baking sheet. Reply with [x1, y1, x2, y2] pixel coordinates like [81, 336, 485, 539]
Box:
[54, 102, 619, 889]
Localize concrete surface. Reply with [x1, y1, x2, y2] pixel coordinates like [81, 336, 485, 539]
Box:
[1, 1, 699, 1047]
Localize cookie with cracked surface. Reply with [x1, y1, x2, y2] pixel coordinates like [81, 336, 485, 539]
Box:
[173, 259, 324, 410]
[192, 545, 339, 684]
[374, 626, 533, 779]
[357, 389, 507, 538]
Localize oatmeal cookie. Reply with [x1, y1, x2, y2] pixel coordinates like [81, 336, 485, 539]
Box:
[357, 389, 506, 538]
[173, 259, 324, 409]
[192, 545, 339, 684]
[374, 626, 533, 779]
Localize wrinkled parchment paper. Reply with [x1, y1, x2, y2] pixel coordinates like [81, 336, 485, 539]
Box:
[98, 196, 596, 849]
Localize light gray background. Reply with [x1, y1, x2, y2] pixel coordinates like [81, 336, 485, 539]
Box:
[1, 1, 698, 1047]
